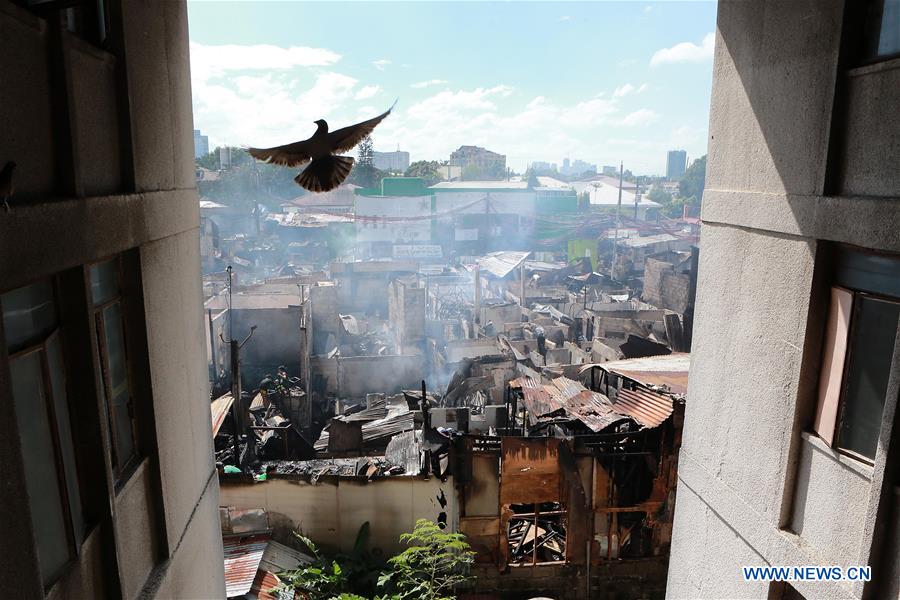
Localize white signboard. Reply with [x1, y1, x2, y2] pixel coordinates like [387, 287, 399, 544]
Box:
[455, 228, 479, 241]
[393, 245, 443, 259]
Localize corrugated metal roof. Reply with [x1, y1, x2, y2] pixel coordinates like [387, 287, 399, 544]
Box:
[510, 376, 627, 432]
[478, 251, 531, 278]
[211, 393, 234, 437]
[224, 534, 270, 598]
[582, 353, 690, 395]
[259, 540, 312, 574]
[617, 233, 680, 248]
[614, 387, 674, 428]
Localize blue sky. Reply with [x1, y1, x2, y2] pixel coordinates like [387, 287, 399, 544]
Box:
[188, 1, 717, 175]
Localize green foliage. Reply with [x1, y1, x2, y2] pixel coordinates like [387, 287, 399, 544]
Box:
[404, 160, 444, 187]
[646, 184, 672, 205]
[377, 519, 475, 600]
[279, 523, 385, 600]
[347, 136, 385, 189]
[197, 147, 302, 211]
[678, 154, 706, 203]
[281, 520, 474, 600]
[461, 163, 505, 181]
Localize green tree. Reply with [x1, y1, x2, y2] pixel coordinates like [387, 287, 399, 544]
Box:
[347, 135, 385, 189]
[279, 523, 383, 600]
[199, 152, 301, 212]
[647, 184, 672, 205]
[678, 154, 707, 203]
[404, 160, 444, 187]
[377, 519, 475, 600]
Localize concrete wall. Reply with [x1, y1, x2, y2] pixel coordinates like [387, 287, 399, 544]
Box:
[233, 306, 302, 386]
[219, 476, 456, 555]
[642, 258, 690, 314]
[0, 1, 223, 597]
[668, 2, 900, 599]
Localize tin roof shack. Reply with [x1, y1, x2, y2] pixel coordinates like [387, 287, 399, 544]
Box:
[220, 507, 310, 600]
[641, 247, 698, 317]
[452, 354, 688, 599]
[610, 233, 693, 283]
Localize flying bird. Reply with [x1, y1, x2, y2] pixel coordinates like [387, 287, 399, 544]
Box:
[248, 102, 396, 193]
[0, 160, 15, 212]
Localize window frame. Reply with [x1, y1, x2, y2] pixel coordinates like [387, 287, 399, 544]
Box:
[833, 290, 900, 463]
[813, 246, 900, 465]
[89, 256, 140, 484]
[3, 282, 85, 588]
[505, 502, 568, 567]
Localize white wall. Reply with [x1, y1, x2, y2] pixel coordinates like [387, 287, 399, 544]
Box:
[220, 476, 457, 555]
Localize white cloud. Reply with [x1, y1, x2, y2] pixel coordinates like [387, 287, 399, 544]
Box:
[559, 15, 571, 21]
[620, 108, 659, 126]
[650, 32, 715, 66]
[354, 85, 381, 100]
[613, 83, 649, 98]
[411, 79, 449, 89]
[189, 42, 340, 79]
[373, 59, 391, 71]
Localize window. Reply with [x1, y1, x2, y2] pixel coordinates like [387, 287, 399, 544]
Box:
[2, 280, 84, 587]
[506, 502, 567, 566]
[21, 0, 109, 46]
[862, 0, 900, 60]
[90, 257, 139, 480]
[813, 248, 900, 462]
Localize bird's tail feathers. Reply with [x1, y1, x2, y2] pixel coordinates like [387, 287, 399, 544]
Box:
[295, 155, 354, 193]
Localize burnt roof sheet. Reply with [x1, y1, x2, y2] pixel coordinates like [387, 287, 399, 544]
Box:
[614, 387, 674, 429]
[477, 251, 531, 278]
[581, 353, 690, 395]
[510, 376, 628, 432]
[224, 533, 270, 598]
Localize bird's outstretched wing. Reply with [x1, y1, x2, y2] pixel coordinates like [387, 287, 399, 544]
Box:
[328, 100, 397, 154]
[247, 141, 313, 167]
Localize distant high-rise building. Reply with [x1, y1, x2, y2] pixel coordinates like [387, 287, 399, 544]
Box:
[560, 158, 598, 177]
[531, 161, 557, 172]
[373, 149, 411, 172]
[666, 149, 687, 180]
[602, 165, 618, 176]
[193, 129, 209, 159]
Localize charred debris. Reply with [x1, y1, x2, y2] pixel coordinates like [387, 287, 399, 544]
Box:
[205, 228, 696, 598]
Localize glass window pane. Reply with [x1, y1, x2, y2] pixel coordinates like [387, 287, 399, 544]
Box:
[90, 259, 119, 306]
[102, 303, 127, 396]
[879, 0, 900, 56]
[10, 352, 71, 586]
[47, 334, 84, 545]
[838, 296, 900, 459]
[113, 402, 135, 465]
[1, 280, 57, 352]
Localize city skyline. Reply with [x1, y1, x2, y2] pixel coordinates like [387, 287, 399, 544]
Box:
[187, 1, 717, 175]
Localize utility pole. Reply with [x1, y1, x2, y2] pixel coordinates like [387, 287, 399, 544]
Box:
[611, 161, 623, 280]
[221, 265, 257, 469]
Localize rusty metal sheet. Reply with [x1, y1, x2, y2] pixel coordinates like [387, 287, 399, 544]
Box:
[510, 376, 626, 432]
[500, 438, 563, 505]
[211, 393, 234, 437]
[224, 533, 270, 598]
[614, 387, 674, 429]
[581, 353, 690, 395]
